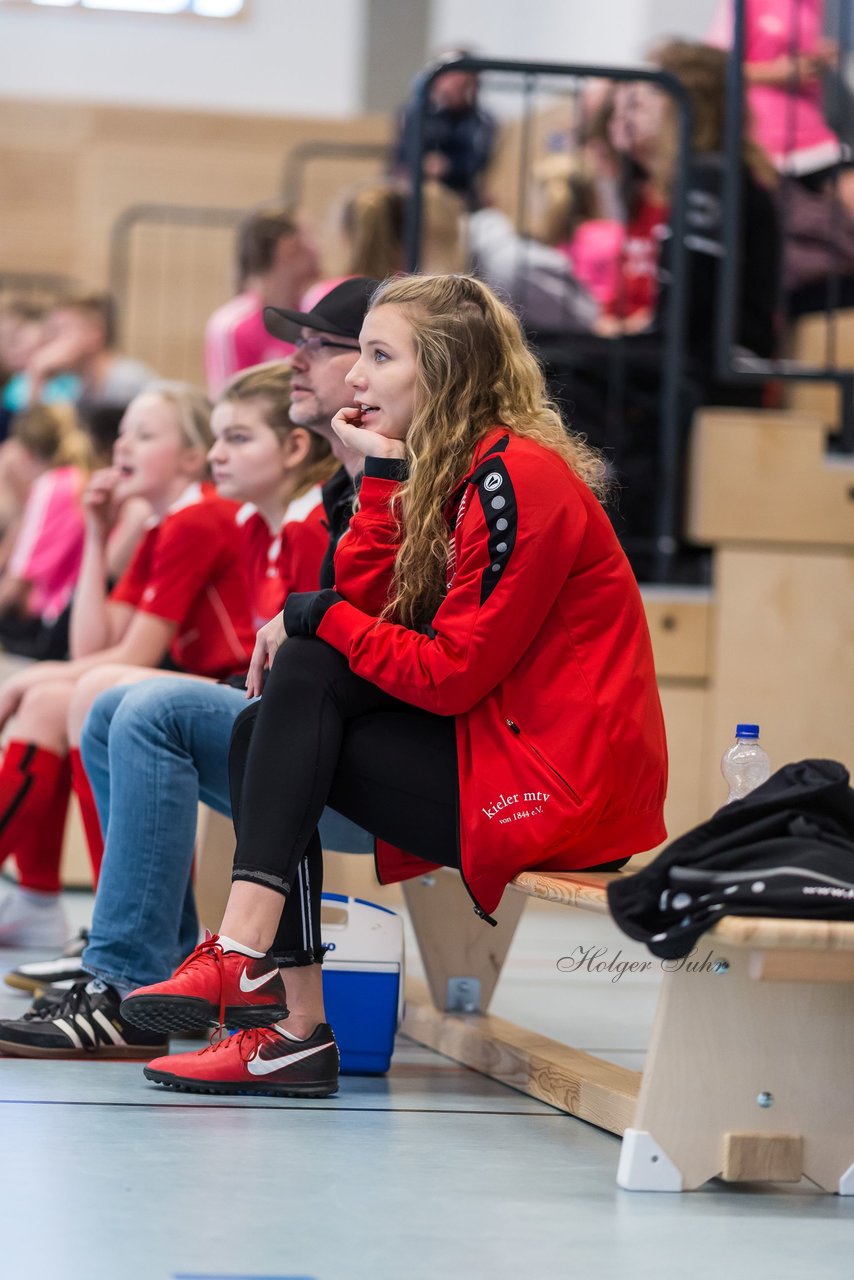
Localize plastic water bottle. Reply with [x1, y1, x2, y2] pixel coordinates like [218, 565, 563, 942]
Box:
[721, 724, 771, 803]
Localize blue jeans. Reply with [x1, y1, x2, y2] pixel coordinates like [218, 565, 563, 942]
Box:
[80, 677, 372, 992]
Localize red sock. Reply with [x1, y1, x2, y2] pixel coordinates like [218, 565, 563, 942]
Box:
[14, 753, 72, 894]
[0, 741, 68, 867]
[70, 747, 105, 885]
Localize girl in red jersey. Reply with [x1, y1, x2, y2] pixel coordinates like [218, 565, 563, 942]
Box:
[0, 367, 335, 946]
[126, 275, 668, 1099]
[0, 385, 231, 943]
[209, 364, 336, 633]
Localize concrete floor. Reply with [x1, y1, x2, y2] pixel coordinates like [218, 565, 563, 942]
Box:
[0, 889, 851, 1280]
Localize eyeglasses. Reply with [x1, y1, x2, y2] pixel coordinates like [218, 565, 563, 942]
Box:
[294, 335, 360, 357]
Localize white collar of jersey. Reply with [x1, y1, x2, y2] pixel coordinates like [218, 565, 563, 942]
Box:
[144, 481, 204, 529]
[235, 485, 322, 535]
[282, 484, 322, 526]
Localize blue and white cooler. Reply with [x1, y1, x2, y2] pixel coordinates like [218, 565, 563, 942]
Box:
[320, 893, 404, 1075]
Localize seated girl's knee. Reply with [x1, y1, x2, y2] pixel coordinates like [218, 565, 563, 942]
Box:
[19, 679, 73, 717]
[79, 682, 136, 747]
[269, 635, 347, 690]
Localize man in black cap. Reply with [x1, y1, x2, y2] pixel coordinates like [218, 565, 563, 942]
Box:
[265, 277, 379, 580]
[0, 279, 380, 1064]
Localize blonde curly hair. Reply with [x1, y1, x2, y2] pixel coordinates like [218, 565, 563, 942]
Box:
[369, 274, 608, 628]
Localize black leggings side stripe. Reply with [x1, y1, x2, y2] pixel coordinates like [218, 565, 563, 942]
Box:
[229, 637, 460, 968]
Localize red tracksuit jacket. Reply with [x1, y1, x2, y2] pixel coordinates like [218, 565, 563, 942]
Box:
[313, 427, 668, 919]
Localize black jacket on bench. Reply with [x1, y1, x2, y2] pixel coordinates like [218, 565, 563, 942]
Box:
[607, 759, 854, 959]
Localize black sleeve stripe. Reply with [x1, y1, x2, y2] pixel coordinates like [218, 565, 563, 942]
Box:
[484, 433, 510, 456]
[472, 457, 517, 605]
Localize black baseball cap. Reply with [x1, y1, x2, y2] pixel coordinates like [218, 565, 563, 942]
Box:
[264, 276, 380, 345]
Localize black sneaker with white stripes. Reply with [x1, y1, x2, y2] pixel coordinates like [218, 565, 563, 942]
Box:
[4, 929, 90, 995]
[0, 979, 168, 1059]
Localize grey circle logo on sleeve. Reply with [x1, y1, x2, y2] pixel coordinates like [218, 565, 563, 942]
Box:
[483, 472, 503, 492]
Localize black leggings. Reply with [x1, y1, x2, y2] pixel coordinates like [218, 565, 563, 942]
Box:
[228, 637, 460, 968]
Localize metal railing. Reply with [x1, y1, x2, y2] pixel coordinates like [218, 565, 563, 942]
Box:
[281, 140, 390, 207]
[109, 202, 246, 323]
[108, 202, 246, 382]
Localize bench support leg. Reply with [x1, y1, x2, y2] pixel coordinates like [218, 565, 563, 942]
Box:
[619, 948, 854, 1192]
[402, 870, 526, 1012]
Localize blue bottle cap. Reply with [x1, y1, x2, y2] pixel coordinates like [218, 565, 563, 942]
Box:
[735, 723, 759, 738]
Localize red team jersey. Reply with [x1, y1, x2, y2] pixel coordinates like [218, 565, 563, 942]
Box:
[608, 193, 669, 319]
[110, 484, 256, 679]
[236, 485, 328, 629]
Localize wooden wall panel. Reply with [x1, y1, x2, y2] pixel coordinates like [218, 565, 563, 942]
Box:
[0, 96, 391, 378]
[703, 546, 854, 814]
[686, 408, 854, 549]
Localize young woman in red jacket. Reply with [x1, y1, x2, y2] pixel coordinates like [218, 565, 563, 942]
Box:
[124, 274, 668, 1097]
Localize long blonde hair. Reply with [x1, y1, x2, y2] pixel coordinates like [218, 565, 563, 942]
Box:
[371, 274, 608, 628]
[341, 179, 466, 280]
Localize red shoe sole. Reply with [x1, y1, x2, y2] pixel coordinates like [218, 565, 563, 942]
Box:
[121, 994, 288, 1034]
[142, 1065, 339, 1097]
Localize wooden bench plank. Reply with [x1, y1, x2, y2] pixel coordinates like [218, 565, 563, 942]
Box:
[402, 977, 640, 1136]
[511, 870, 854, 955]
[712, 915, 854, 953]
[510, 870, 617, 911]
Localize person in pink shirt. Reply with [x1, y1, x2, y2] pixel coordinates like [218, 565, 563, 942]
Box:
[204, 208, 320, 397]
[0, 404, 91, 642]
[708, 0, 843, 179]
[529, 155, 626, 311]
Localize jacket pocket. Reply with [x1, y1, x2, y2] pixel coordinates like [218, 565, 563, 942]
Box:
[504, 718, 584, 806]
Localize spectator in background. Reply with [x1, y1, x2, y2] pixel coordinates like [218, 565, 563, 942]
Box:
[0, 404, 91, 656]
[0, 302, 81, 444]
[0, 297, 155, 573]
[1, 303, 43, 404]
[298, 180, 466, 316]
[468, 181, 601, 336]
[205, 208, 320, 397]
[338, 178, 465, 279]
[26, 293, 156, 413]
[603, 43, 780, 371]
[708, 1, 854, 317]
[393, 51, 497, 209]
[707, 0, 849, 193]
[530, 153, 626, 311]
[0, 402, 152, 662]
[597, 85, 672, 336]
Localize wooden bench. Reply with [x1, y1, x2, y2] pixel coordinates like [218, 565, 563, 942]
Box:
[399, 868, 854, 1195]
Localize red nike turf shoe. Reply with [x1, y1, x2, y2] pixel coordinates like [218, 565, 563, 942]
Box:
[143, 1023, 339, 1097]
[120, 935, 288, 1034]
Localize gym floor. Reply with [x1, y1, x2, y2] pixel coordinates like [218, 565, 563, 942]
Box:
[0, 891, 851, 1280]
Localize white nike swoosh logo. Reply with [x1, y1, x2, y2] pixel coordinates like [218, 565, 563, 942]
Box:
[247, 1040, 335, 1077]
[238, 967, 279, 994]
